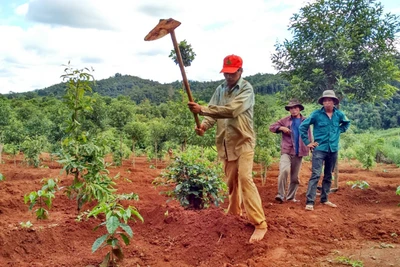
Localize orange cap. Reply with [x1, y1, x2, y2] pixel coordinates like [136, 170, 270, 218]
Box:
[220, 54, 243, 73]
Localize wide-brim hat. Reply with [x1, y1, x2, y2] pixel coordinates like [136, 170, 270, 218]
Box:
[220, 54, 243, 73]
[285, 99, 304, 111]
[318, 90, 339, 105]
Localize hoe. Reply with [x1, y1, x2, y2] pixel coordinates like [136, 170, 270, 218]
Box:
[144, 18, 200, 128]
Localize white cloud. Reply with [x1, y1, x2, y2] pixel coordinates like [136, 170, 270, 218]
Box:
[0, 0, 398, 94]
[15, 3, 28, 16]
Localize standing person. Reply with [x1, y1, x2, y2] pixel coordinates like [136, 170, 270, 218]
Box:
[187, 54, 267, 243]
[269, 99, 310, 203]
[299, 90, 350, 211]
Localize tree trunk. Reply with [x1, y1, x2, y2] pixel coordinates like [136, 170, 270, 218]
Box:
[181, 138, 187, 152]
[0, 143, 3, 164]
[154, 141, 158, 168]
[120, 134, 122, 158]
[131, 139, 136, 169]
[261, 164, 267, 186]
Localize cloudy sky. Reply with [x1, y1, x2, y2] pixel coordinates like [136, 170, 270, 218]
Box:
[0, 0, 399, 94]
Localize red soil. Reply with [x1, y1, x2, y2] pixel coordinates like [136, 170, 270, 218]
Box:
[0, 154, 399, 267]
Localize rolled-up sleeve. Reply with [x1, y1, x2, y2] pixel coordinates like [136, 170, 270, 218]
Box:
[300, 116, 313, 145]
[339, 113, 351, 133]
[269, 119, 284, 133]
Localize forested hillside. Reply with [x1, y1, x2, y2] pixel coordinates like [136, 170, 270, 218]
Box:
[1, 67, 400, 176]
[2, 72, 400, 130]
[7, 72, 289, 104]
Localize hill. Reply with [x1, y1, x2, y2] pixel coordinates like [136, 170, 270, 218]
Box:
[8, 72, 289, 104]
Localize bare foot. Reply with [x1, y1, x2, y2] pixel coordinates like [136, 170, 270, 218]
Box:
[249, 228, 267, 243]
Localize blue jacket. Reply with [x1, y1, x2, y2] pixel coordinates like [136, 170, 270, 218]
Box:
[299, 107, 350, 153]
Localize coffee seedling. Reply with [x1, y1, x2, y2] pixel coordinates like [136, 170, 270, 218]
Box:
[89, 193, 143, 267]
[24, 178, 59, 220]
[20, 221, 33, 228]
[346, 180, 369, 190]
[155, 149, 226, 210]
[335, 256, 364, 267]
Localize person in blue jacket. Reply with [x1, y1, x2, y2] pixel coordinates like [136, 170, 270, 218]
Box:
[299, 90, 350, 211]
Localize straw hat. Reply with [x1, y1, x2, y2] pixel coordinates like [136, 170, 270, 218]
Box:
[285, 99, 304, 111]
[318, 90, 339, 105]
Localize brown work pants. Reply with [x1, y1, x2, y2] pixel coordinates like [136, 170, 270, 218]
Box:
[224, 151, 267, 229]
[277, 154, 303, 200]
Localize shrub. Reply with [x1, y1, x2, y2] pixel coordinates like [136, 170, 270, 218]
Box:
[3, 143, 19, 164]
[154, 148, 227, 209]
[353, 135, 383, 170]
[21, 135, 48, 167]
[111, 142, 132, 166]
[202, 146, 218, 162]
[381, 142, 400, 166]
[339, 147, 356, 162]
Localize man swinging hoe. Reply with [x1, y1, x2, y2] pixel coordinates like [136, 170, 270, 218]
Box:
[145, 18, 267, 243]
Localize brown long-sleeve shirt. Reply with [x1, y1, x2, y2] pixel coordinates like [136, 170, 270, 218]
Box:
[269, 114, 311, 157]
[200, 77, 255, 161]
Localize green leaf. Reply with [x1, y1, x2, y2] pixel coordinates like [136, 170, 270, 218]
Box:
[24, 194, 32, 204]
[44, 198, 52, 209]
[37, 189, 44, 197]
[131, 209, 144, 222]
[46, 179, 56, 190]
[92, 234, 108, 252]
[119, 233, 130, 245]
[119, 223, 133, 238]
[110, 237, 119, 247]
[29, 192, 38, 202]
[125, 208, 131, 219]
[106, 215, 120, 234]
[36, 207, 48, 219]
[176, 184, 183, 191]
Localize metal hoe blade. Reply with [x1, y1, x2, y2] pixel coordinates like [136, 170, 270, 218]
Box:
[144, 18, 201, 128]
[144, 19, 181, 41]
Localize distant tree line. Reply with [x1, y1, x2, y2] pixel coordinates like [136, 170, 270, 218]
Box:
[2, 71, 399, 131]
